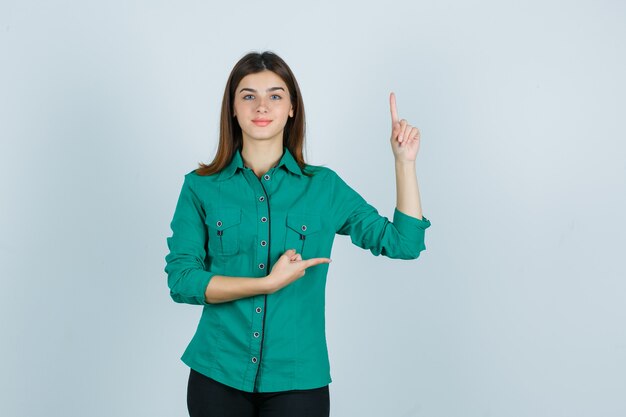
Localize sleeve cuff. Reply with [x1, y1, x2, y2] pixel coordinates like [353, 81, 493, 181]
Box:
[393, 207, 431, 230]
[197, 270, 217, 305]
[168, 269, 217, 306]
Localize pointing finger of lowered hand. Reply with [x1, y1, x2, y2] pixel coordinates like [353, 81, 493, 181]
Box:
[304, 257, 332, 269]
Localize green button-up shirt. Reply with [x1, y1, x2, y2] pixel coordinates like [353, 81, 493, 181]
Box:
[165, 147, 431, 393]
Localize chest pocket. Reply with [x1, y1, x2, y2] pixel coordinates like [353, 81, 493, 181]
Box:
[205, 208, 242, 256]
[285, 213, 321, 255]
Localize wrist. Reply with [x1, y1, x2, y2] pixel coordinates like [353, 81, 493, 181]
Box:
[261, 274, 277, 295]
[394, 159, 415, 167]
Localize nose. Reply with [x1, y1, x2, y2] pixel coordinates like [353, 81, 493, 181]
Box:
[256, 96, 268, 113]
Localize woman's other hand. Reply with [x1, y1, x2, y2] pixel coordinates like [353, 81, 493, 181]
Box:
[389, 92, 421, 163]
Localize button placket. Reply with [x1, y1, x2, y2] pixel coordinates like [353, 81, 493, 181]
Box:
[252, 170, 271, 280]
[248, 294, 264, 372]
[243, 168, 271, 377]
[255, 180, 270, 278]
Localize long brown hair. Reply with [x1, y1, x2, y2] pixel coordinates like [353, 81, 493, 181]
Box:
[196, 51, 312, 176]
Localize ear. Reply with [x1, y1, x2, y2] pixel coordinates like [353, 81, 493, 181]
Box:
[289, 105, 294, 118]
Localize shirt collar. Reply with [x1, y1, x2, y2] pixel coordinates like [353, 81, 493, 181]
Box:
[217, 146, 303, 181]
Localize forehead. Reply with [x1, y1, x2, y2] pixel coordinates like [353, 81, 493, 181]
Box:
[236, 70, 288, 90]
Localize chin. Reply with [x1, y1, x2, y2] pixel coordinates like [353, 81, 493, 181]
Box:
[245, 132, 284, 142]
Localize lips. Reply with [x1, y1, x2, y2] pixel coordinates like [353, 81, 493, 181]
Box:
[252, 119, 272, 127]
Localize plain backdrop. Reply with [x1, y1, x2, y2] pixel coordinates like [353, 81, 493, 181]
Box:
[1, 1, 625, 416]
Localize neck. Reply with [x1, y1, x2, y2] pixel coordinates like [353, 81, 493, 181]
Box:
[241, 139, 284, 178]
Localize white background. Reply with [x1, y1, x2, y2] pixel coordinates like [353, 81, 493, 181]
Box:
[1, 1, 625, 416]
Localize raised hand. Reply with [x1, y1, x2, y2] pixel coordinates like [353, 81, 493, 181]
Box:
[265, 249, 331, 293]
[389, 92, 421, 162]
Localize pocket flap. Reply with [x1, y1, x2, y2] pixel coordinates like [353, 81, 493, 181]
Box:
[205, 208, 241, 230]
[286, 213, 321, 236]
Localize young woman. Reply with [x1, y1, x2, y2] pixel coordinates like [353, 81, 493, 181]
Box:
[165, 51, 431, 417]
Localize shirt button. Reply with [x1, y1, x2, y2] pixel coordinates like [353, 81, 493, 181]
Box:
[263, 174, 270, 181]
[259, 196, 265, 202]
[252, 357, 258, 364]
[258, 263, 265, 269]
[216, 220, 222, 227]
[260, 240, 267, 247]
[256, 307, 262, 314]
[301, 224, 307, 232]
[253, 332, 260, 338]
[261, 217, 267, 222]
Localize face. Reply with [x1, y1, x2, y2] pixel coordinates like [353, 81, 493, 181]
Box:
[233, 70, 294, 145]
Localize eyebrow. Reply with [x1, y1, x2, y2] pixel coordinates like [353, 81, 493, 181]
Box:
[238, 87, 286, 93]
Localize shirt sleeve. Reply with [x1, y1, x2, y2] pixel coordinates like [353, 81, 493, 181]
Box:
[329, 170, 431, 259]
[164, 173, 216, 305]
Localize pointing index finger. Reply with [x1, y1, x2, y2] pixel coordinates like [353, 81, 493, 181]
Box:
[304, 257, 332, 269]
[390, 92, 399, 124]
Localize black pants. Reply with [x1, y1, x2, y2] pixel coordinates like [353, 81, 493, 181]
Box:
[187, 368, 330, 417]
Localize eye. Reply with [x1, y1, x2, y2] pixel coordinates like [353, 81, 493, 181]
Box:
[270, 94, 282, 100]
[243, 94, 254, 100]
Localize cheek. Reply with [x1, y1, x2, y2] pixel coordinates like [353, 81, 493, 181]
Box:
[234, 101, 250, 116]
[281, 103, 293, 117]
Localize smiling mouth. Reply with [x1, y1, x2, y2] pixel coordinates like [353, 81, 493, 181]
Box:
[252, 120, 272, 127]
